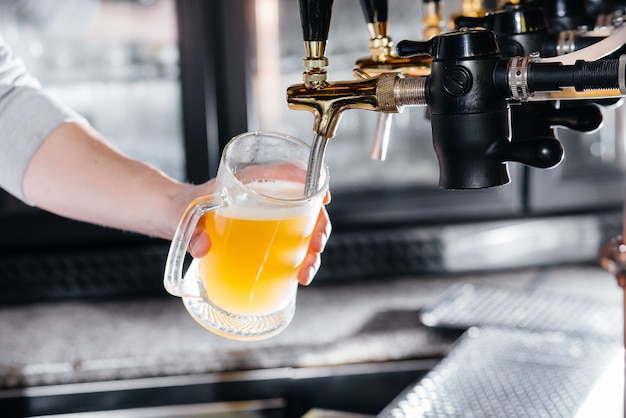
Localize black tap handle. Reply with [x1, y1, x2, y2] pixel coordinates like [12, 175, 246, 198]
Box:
[546, 102, 603, 133]
[299, 0, 334, 42]
[454, 16, 487, 30]
[398, 29, 499, 59]
[359, 0, 388, 24]
[396, 39, 435, 58]
[490, 137, 564, 169]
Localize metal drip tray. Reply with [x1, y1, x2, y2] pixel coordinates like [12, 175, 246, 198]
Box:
[419, 283, 621, 339]
[380, 282, 623, 417]
[379, 327, 623, 417]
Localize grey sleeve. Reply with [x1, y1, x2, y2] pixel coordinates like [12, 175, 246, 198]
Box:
[0, 35, 85, 203]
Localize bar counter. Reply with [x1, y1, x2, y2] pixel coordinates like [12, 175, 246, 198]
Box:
[0, 264, 622, 415]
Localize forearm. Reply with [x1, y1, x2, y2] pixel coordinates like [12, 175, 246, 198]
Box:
[23, 121, 212, 240]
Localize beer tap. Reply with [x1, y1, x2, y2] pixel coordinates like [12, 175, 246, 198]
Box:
[357, 0, 395, 161]
[354, 0, 432, 161]
[290, 0, 428, 194]
[422, 0, 445, 40]
[455, 2, 606, 157]
[394, 26, 626, 188]
[354, 0, 433, 77]
[287, 0, 424, 139]
[454, 2, 614, 58]
[531, 0, 598, 32]
[359, 0, 393, 67]
[289, 2, 626, 190]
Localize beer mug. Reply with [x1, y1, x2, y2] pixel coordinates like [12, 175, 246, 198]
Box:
[164, 131, 329, 341]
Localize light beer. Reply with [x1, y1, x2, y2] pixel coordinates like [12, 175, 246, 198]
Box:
[199, 180, 316, 316]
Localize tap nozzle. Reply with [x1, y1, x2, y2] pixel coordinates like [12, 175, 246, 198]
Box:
[286, 73, 427, 139]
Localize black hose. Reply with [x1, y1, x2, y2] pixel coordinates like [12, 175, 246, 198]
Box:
[527, 59, 620, 92]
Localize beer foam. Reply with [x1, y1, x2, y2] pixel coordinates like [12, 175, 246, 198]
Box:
[220, 180, 314, 220]
[247, 179, 306, 199]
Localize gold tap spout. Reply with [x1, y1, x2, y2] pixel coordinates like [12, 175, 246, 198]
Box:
[286, 73, 428, 139]
[287, 77, 379, 139]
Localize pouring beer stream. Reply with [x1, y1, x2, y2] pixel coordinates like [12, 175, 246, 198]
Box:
[304, 134, 329, 197]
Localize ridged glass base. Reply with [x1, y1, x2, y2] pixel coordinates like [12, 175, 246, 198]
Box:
[182, 295, 296, 341]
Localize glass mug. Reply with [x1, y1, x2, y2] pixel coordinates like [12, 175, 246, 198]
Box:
[164, 131, 329, 341]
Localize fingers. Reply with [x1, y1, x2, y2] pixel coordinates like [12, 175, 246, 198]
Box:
[310, 206, 331, 253]
[298, 251, 321, 286]
[323, 189, 331, 205]
[188, 227, 211, 258]
[298, 205, 332, 286]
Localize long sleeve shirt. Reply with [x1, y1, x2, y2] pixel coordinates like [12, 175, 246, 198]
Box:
[0, 34, 82, 202]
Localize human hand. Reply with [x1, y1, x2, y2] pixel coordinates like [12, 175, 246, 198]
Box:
[297, 190, 331, 285]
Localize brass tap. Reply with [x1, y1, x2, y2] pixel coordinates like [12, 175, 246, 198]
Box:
[354, 18, 431, 77]
[461, 0, 488, 18]
[448, 0, 489, 30]
[423, 0, 444, 40]
[286, 73, 428, 139]
[365, 19, 392, 63]
[302, 40, 329, 89]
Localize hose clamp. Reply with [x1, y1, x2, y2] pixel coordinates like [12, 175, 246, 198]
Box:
[508, 56, 533, 102]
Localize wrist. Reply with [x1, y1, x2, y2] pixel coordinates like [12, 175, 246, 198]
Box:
[164, 179, 216, 240]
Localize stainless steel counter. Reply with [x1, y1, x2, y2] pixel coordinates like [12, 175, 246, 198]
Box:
[0, 264, 622, 416]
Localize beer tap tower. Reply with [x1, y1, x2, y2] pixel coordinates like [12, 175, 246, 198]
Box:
[288, 0, 626, 409]
[288, 0, 626, 189]
[354, 0, 433, 161]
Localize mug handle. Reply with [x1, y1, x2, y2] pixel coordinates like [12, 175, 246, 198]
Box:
[163, 194, 223, 299]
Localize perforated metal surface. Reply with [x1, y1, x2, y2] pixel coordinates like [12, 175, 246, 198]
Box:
[420, 283, 621, 339]
[0, 245, 169, 304]
[379, 327, 621, 417]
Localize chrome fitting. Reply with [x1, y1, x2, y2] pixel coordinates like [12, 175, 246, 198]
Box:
[395, 76, 428, 108]
[376, 73, 428, 112]
[508, 56, 534, 101]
